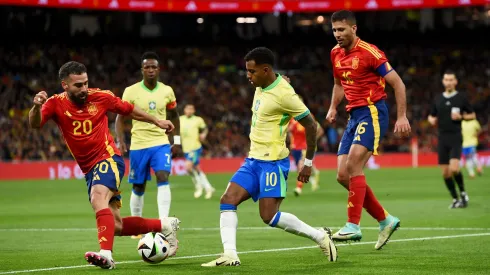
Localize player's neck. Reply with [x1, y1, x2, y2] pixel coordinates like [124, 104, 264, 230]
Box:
[261, 73, 277, 90]
[345, 37, 359, 52]
[143, 80, 158, 91]
[444, 89, 457, 95]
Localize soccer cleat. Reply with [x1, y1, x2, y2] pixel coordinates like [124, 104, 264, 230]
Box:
[131, 234, 142, 239]
[449, 199, 462, 209]
[375, 215, 400, 250]
[205, 187, 215, 200]
[332, 223, 362, 242]
[294, 187, 302, 196]
[161, 217, 181, 257]
[201, 253, 241, 267]
[84, 252, 115, 269]
[194, 187, 203, 199]
[460, 192, 469, 208]
[318, 228, 338, 262]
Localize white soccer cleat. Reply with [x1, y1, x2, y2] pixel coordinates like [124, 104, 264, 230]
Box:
[294, 187, 302, 196]
[318, 228, 338, 262]
[194, 187, 203, 199]
[205, 187, 215, 199]
[161, 217, 181, 257]
[375, 216, 400, 250]
[201, 253, 241, 267]
[84, 252, 115, 269]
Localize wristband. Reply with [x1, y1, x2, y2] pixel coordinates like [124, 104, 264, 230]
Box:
[173, 136, 181, 145]
[304, 158, 313, 167]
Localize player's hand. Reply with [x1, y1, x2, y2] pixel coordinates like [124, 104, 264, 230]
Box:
[33, 91, 48, 106]
[117, 139, 128, 153]
[428, 116, 437, 126]
[451, 113, 462, 121]
[155, 120, 175, 133]
[282, 75, 291, 84]
[297, 165, 312, 183]
[394, 116, 411, 137]
[199, 133, 206, 142]
[325, 108, 337, 124]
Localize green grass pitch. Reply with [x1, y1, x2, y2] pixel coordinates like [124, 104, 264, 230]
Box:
[0, 167, 489, 274]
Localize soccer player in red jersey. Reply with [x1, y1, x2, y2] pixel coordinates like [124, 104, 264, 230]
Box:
[28, 61, 181, 269]
[326, 10, 411, 249]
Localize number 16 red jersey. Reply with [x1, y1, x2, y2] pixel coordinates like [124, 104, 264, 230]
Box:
[41, 89, 134, 174]
[331, 38, 393, 112]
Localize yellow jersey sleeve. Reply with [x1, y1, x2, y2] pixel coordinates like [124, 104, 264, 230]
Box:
[122, 87, 134, 104]
[198, 117, 207, 130]
[280, 91, 310, 121]
[166, 87, 177, 109]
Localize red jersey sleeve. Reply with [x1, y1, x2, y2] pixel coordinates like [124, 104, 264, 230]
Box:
[364, 44, 393, 77]
[40, 96, 57, 127]
[99, 90, 134, 115]
[330, 46, 341, 79]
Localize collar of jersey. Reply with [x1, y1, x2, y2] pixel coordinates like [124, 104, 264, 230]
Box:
[140, 80, 159, 93]
[261, 73, 281, 92]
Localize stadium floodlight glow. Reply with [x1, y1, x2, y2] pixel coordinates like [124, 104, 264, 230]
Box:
[197, 17, 204, 24]
[316, 15, 324, 24]
[237, 17, 246, 23]
[237, 17, 257, 24]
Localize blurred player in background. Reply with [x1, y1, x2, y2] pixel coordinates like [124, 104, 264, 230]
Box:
[116, 52, 181, 236]
[202, 47, 337, 267]
[326, 10, 410, 249]
[29, 61, 180, 269]
[180, 104, 215, 199]
[428, 71, 475, 208]
[462, 119, 483, 178]
[288, 105, 323, 196]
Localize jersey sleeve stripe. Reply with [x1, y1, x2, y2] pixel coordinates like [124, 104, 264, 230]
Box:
[359, 42, 382, 59]
[294, 110, 310, 121]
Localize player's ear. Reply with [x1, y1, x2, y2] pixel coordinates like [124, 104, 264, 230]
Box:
[263, 65, 269, 74]
[61, 80, 68, 90]
[351, 25, 357, 34]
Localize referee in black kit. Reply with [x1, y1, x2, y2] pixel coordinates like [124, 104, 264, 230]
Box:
[428, 70, 476, 209]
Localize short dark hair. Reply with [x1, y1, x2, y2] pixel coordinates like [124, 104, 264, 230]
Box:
[58, 61, 87, 80]
[331, 10, 356, 25]
[141, 51, 160, 64]
[244, 47, 275, 66]
[443, 69, 457, 78]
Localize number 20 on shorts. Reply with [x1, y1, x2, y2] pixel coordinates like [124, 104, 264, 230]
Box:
[266, 172, 277, 187]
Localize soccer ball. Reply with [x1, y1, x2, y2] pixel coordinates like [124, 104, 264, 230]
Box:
[137, 232, 170, 264]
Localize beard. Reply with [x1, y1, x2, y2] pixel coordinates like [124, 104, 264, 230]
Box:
[68, 92, 87, 106]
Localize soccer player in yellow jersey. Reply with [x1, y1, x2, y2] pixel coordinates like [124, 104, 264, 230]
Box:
[462, 119, 483, 178]
[180, 104, 215, 199]
[202, 47, 337, 267]
[116, 52, 181, 228]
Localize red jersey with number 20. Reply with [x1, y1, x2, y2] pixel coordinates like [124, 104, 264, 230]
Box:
[331, 38, 393, 112]
[41, 88, 134, 174]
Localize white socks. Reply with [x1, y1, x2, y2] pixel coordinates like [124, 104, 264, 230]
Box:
[130, 190, 144, 217]
[220, 208, 238, 259]
[100, 249, 113, 260]
[466, 158, 475, 177]
[157, 184, 171, 219]
[198, 171, 213, 191]
[269, 212, 324, 243]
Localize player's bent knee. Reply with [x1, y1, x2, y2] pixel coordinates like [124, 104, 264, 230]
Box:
[114, 220, 123, 236]
[336, 172, 349, 187]
[220, 192, 239, 206]
[155, 171, 170, 183]
[132, 184, 146, 193]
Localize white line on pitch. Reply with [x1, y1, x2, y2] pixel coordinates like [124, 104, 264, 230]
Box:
[1, 226, 489, 232]
[0, 232, 489, 274]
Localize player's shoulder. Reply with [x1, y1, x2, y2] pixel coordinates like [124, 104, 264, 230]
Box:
[88, 88, 115, 98]
[158, 81, 174, 92]
[48, 92, 68, 102]
[125, 82, 142, 92]
[331, 44, 341, 53]
[276, 77, 295, 95]
[357, 39, 385, 59]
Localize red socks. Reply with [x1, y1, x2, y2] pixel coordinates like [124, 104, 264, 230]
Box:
[364, 186, 387, 222]
[296, 181, 304, 189]
[120, 217, 162, 236]
[96, 208, 115, 251]
[347, 175, 367, 225]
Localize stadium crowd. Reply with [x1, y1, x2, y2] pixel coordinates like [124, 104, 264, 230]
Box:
[1, 41, 489, 162]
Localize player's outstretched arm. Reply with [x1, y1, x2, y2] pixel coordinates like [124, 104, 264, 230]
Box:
[326, 78, 344, 124]
[166, 108, 181, 144]
[130, 105, 175, 133]
[115, 114, 128, 153]
[297, 114, 318, 183]
[384, 71, 411, 136]
[29, 91, 48, 129]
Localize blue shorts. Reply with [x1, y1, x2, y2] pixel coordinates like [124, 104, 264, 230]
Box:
[338, 100, 389, 156]
[230, 157, 290, 202]
[128, 144, 172, 184]
[184, 147, 203, 165]
[291, 149, 305, 166]
[85, 155, 125, 208]
[462, 146, 476, 157]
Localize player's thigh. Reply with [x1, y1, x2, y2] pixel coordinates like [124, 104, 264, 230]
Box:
[224, 159, 257, 204]
[346, 144, 372, 176]
[351, 102, 389, 156]
[258, 197, 284, 224]
[257, 158, 290, 201]
[86, 156, 125, 211]
[337, 118, 356, 156]
[337, 154, 349, 188]
[184, 159, 194, 173]
[150, 145, 172, 174]
[129, 148, 152, 184]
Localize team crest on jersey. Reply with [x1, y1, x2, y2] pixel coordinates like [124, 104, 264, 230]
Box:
[87, 102, 98, 116]
[149, 101, 157, 110]
[254, 100, 261, 111]
[352, 57, 360, 70]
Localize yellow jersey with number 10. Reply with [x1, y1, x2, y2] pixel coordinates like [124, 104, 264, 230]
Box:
[249, 74, 310, 161]
[122, 81, 177, 150]
[462, 119, 480, 148]
[180, 115, 206, 153]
